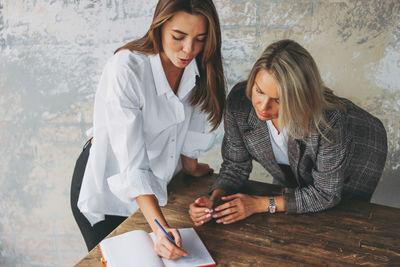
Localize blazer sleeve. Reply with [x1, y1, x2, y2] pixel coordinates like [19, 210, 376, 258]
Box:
[283, 111, 350, 214]
[210, 93, 253, 194]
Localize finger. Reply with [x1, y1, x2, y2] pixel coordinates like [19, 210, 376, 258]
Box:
[169, 229, 182, 248]
[214, 200, 236, 212]
[193, 212, 212, 222]
[161, 236, 188, 258]
[191, 200, 213, 213]
[193, 218, 211, 227]
[195, 197, 212, 207]
[190, 211, 212, 224]
[158, 242, 182, 260]
[221, 193, 241, 201]
[193, 220, 204, 227]
[216, 213, 241, 225]
[155, 239, 174, 259]
[190, 205, 212, 216]
[212, 207, 236, 219]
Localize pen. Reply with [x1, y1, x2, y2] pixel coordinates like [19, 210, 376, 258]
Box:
[153, 219, 177, 246]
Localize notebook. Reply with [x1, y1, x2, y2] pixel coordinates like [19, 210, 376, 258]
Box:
[98, 227, 216, 267]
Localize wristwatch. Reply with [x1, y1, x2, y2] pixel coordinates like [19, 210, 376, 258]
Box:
[268, 196, 276, 213]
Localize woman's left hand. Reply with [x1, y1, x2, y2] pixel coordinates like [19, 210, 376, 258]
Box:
[181, 155, 213, 177]
[212, 193, 265, 224]
[187, 162, 213, 177]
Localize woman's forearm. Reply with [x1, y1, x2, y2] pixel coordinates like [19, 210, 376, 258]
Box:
[181, 155, 197, 174]
[210, 188, 226, 204]
[136, 194, 168, 232]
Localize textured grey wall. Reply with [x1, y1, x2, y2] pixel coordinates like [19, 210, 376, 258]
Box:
[0, 0, 399, 266]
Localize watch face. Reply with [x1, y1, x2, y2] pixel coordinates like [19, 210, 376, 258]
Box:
[270, 206, 276, 213]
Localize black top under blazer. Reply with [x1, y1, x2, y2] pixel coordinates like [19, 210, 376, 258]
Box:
[211, 82, 388, 214]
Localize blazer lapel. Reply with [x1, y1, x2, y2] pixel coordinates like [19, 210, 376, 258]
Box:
[243, 108, 286, 183]
[287, 136, 303, 186]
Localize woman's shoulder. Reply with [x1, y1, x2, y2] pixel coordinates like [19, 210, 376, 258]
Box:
[341, 98, 386, 132]
[227, 81, 252, 113]
[322, 97, 386, 137]
[106, 50, 149, 74]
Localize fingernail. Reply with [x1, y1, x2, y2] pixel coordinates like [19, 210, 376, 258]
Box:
[214, 208, 219, 211]
[216, 219, 221, 223]
[205, 209, 210, 213]
[206, 214, 211, 218]
[209, 209, 213, 213]
[201, 220, 204, 224]
[223, 222, 227, 224]
[212, 214, 218, 218]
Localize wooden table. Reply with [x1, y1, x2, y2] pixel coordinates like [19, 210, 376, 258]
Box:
[75, 173, 400, 266]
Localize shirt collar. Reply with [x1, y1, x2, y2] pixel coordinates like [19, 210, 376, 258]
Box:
[149, 53, 199, 99]
[266, 120, 287, 138]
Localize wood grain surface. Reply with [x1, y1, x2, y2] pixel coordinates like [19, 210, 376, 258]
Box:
[75, 173, 400, 266]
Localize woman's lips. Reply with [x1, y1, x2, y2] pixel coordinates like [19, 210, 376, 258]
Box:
[257, 109, 269, 118]
[179, 58, 191, 64]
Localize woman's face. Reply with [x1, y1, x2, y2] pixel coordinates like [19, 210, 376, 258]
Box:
[251, 69, 280, 121]
[160, 11, 207, 69]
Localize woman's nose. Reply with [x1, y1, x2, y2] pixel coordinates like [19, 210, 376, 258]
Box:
[260, 97, 271, 111]
[182, 39, 194, 54]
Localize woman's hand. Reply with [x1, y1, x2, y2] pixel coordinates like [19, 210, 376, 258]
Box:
[181, 155, 213, 177]
[212, 194, 266, 224]
[153, 226, 188, 260]
[189, 189, 226, 226]
[189, 196, 214, 226]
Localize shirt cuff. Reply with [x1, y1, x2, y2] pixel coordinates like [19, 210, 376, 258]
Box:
[282, 187, 297, 214]
[107, 169, 168, 206]
[181, 130, 215, 158]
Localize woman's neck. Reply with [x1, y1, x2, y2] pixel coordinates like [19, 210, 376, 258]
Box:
[160, 52, 184, 94]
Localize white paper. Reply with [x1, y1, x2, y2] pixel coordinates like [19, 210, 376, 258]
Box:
[100, 228, 215, 267]
[100, 230, 163, 267]
[150, 228, 215, 267]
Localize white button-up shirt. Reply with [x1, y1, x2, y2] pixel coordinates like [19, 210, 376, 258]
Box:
[266, 120, 289, 165]
[78, 50, 215, 225]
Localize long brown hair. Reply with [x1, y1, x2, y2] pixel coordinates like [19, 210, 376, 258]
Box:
[246, 39, 346, 140]
[115, 0, 225, 131]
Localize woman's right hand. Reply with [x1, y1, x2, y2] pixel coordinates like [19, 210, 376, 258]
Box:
[189, 189, 226, 226]
[154, 226, 188, 260]
[189, 196, 215, 226]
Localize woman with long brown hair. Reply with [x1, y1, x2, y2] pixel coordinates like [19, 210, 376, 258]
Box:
[70, 0, 225, 259]
[189, 39, 387, 225]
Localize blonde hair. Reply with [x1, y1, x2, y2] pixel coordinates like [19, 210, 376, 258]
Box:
[115, 0, 225, 131]
[246, 39, 345, 140]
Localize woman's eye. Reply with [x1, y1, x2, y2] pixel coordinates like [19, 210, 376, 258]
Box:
[172, 35, 184, 41]
[196, 38, 206, 43]
[255, 88, 262, 94]
[274, 99, 280, 104]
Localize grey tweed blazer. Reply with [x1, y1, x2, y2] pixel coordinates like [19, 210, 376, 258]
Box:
[211, 82, 387, 214]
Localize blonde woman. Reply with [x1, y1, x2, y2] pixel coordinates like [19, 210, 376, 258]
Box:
[70, 0, 225, 258]
[189, 39, 387, 225]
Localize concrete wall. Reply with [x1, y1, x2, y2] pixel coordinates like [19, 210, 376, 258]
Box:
[0, 0, 399, 266]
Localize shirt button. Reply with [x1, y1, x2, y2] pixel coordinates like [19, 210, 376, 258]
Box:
[170, 155, 174, 158]
[171, 139, 175, 142]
